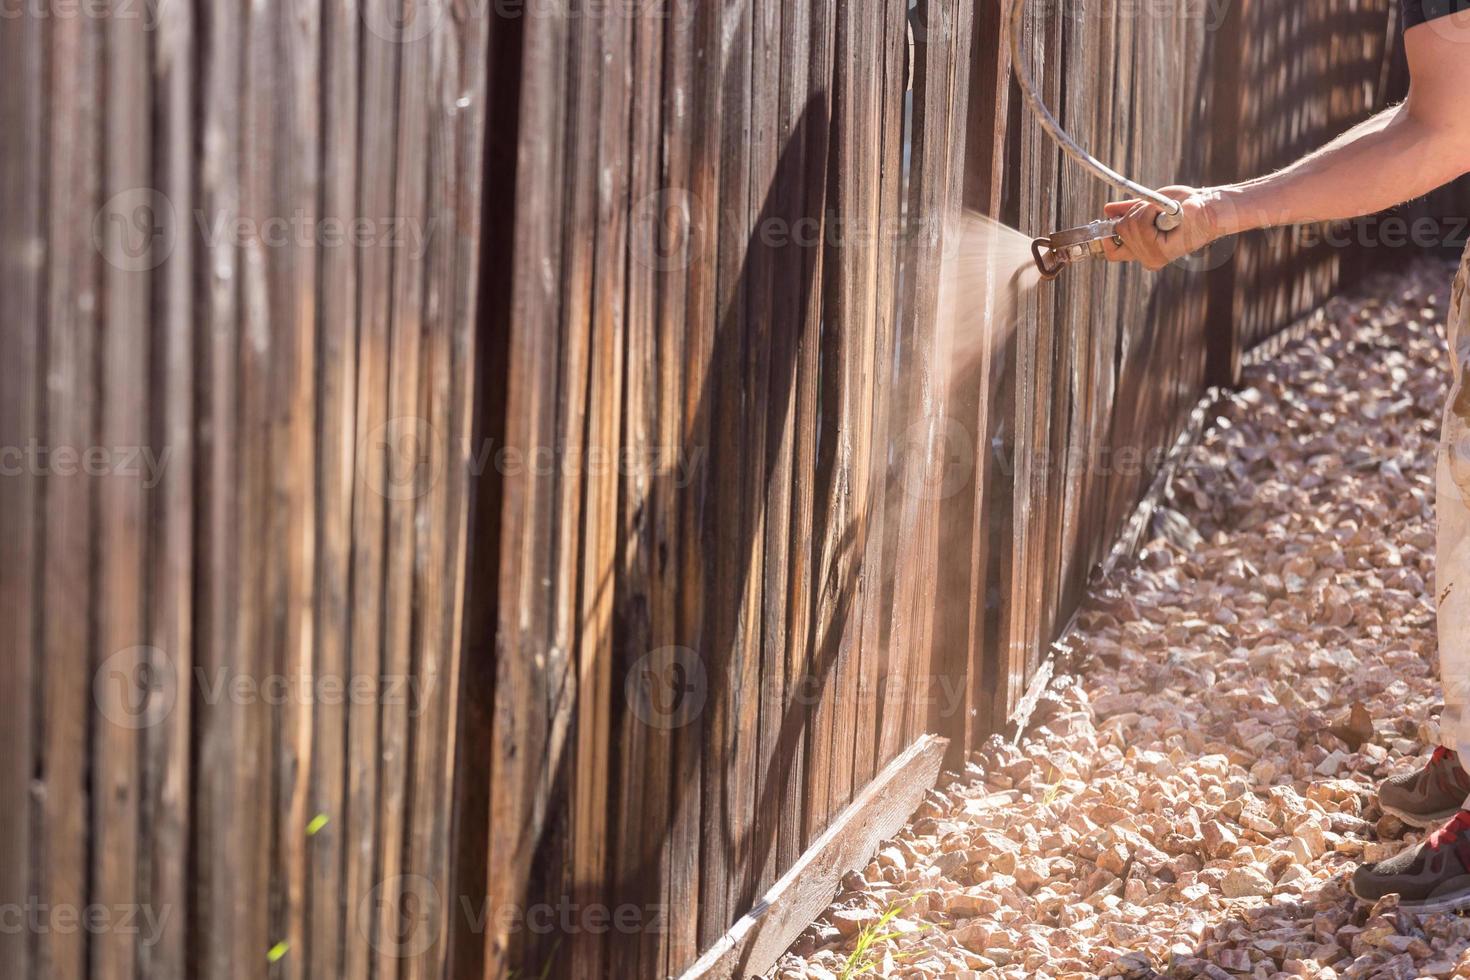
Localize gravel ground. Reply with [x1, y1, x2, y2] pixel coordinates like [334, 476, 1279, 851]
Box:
[770, 258, 1470, 980]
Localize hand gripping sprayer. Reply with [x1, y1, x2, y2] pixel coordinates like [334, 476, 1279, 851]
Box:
[1007, 0, 1183, 280]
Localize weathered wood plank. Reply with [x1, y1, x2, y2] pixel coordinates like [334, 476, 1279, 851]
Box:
[676, 735, 948, 980]
[39, 10, 101, 979]
[406, 3, 492, 975]
[0, 4, 42, 977]
[609, 0, 671, 976]
[194, 1, 244, 976]
[441, 0, 505, 975]
[343, 1, 400, 973]
[657, 0, 702, 975]
[145, 1, 195, 976]
[705, 0, 756, 942]
[485, 0, 570, 974]
[569, 0, 633, 971]
[453, 2, 525, 976]
[373, 5, 430, 973]
[308, 0, 359, 976]
[747, 0, 785, 910]
[906, 0, 978, 763]
[238, 0, 278, 965]
[769, 0, 817, 885]
[794, 0, 837, 856]
[274, 0, 321, 974]
[95, 7, 150, 978]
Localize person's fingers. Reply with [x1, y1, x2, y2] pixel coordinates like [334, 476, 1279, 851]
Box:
[1136, 204, 1179, 270]
[1101, 234, 1136, 263]
[1104, 200, 1138, 219]
[1121, 204, 1166, 269]
[1112, 208, 1152, 265]
[1125, 201, 1165, 239]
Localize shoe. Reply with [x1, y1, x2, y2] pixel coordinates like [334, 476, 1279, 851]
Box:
[1351, 810, 1470, 912]
[1378, 746, 1470, 829]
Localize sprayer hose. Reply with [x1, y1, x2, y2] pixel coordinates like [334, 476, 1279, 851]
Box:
[1006, 0, 1183, 227]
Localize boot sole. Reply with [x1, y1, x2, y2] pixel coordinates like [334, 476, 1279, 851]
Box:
[1349, 878, 1470, 914]
[1379, 802, 1466, 830]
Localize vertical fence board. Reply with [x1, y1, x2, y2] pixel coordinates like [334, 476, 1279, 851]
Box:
[276, 0, 321, 973]
[610, 6, 668, 974]
[39, 10, 100, 980]
[343, 3, 398, 974]
[94, 6, 150, 980]
[238, 0, 278, 964]
[660, 0, 701, 973]
[147, 0, 195, 975]
[0, 5, 42, 978]
[309, 0, 359, 975]
[194, 2, 243, 975]
[794, 0, 837, 854]
[374, 8, 429, 975]
[749, 0, 786, 908]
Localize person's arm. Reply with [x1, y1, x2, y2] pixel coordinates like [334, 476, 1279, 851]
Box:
[1105, 17, 1470, 270]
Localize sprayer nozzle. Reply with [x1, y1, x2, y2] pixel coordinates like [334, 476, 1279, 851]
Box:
[1031, 238, 1065, 281]
[1030, 218, 1122, 281]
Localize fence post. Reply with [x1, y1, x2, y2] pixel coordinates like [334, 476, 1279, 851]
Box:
[1205, 0, 1245, 388]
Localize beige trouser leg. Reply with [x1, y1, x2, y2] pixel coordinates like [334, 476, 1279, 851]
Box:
[1438, 244, 1470, 788]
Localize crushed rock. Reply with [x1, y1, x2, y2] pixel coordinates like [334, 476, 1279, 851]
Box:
[770, 261, 1470, 979]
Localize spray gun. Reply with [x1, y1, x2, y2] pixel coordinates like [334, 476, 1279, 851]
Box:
[1007, 0, 1184, 281]
[1030, 218, 1126, 281]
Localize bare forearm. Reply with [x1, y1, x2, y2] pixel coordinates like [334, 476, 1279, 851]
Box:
[1105, 26, 1470, 272]
[1215, 104, 1470, 236]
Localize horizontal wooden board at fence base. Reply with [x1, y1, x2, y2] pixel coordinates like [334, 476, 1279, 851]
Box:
[675, 734, 948, 980]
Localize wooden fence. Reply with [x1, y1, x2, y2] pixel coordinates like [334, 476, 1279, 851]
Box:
[0, 1, 1405, 979]
[469, 0, 1401, 978]
[1214, 0, 1404, 363]
[0, 2, 488, 979]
